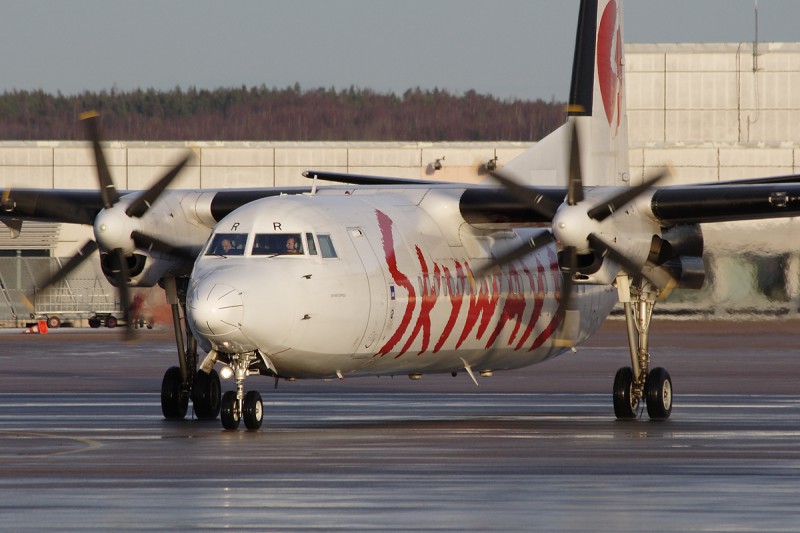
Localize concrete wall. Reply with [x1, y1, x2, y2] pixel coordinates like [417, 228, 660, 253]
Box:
[0, 141, 532, 191]
[626, 43, 800, 185]
[627, 42, 800, 145]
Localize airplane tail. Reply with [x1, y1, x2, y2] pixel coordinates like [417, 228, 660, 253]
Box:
[502, 0, 629, 187]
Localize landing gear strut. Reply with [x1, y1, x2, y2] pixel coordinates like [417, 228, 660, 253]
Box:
[614, 276, 672, 420]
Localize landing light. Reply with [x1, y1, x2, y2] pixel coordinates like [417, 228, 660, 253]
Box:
[219, 365, 234, 380]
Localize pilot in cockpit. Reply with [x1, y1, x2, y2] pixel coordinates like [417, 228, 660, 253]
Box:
[209, 233, 245, 256]
[285, 236, 300, 254]
[220, 238, 234, 254]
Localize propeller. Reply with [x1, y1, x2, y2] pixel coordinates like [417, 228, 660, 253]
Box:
[38, 111, 192, 339]
[479, 119, 669, 341]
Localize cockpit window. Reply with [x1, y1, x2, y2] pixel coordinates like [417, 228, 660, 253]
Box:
[318, 234, 337, 258]
[206, 233, 247, 256]
[252, 233, 304, 256]
[306, 232, 318, 256]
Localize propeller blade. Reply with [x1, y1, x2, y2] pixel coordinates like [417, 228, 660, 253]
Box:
[110, 248, 135, 341]
[474, 232, 555, 278]
[38, 240, 99, 291]
[131, 230, 196, 261]
[558, 245, 577, 313]
[487, 171, 560, 220]
[1, 188, 12, 210]
[567, 121, 584, 206]
[550, 246, 579, 347]
[80, 111, 119, 209]
[587, 168, 670, 222]
[126, 155, 191, 218]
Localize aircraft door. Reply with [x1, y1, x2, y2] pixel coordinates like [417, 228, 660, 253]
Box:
[347, 227, 388, 351]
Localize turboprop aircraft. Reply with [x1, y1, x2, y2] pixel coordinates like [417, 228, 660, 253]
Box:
[5, 0, 800, 430]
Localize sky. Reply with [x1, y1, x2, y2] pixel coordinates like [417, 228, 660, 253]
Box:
[1, 0, 798, 101]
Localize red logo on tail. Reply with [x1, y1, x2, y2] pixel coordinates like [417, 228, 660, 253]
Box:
[597, 0, 622, 134]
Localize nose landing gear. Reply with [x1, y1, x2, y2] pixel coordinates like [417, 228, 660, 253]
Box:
[219, 352, 264, 431]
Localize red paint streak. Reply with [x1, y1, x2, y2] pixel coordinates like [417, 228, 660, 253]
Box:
[398, 247, 438, 357]
[485, 265, 527, 348]
[375, 210, 416, 357]
[514, 258, 547, 350]
[530, 310, 562, 351]
[455, 263, 499, 349]
[597, 0, 618, 127]
[433, 261, 464, 353]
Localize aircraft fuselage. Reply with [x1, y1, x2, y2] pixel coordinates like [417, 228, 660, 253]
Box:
[187, 188, 618, 380]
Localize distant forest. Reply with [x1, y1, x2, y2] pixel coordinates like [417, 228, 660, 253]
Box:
[0, 85, 565, 142]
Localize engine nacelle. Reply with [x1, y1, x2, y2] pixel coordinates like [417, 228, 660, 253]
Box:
[100, 252, 178, 287]
[644, 224, 706, 290]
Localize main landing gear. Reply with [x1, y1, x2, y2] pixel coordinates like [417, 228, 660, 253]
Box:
[159, 276, 223, 424]
[613, 277, 673, 421]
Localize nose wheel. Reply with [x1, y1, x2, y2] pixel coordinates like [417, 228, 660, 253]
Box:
[219, 352, 265, 431]
[221, 391, 241, 429]
[243, 391, 264, 430]
[220, 389, 263, 430]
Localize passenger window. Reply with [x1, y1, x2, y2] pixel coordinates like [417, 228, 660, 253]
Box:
[207, 233, 247, 256]
[252, 233, 304, 255]
[318, 234, 337, 258]
[306, 233, 318, 256]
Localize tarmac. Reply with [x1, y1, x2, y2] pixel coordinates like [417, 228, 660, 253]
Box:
[1, 319, 799, 531]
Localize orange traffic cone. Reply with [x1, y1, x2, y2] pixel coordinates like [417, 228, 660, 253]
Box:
[22, 320, 49, 334]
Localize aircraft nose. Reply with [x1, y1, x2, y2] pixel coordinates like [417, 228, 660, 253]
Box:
[187, 279, 244, 338]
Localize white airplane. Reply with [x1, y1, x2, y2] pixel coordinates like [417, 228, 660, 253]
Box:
[5, 0, 800, 430]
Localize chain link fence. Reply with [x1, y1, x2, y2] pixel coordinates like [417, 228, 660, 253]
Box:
[0, 257, 119, 327]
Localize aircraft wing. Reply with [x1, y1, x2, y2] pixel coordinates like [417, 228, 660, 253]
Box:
[650, 183, 800, 225]
[299, 169, 800, 227]
[1, 190, 105, 225]
[303, 170, 443, 186]
[0, 187, 315, 227]
[459, 178, 800, 228]
[7, 175, 800, 232]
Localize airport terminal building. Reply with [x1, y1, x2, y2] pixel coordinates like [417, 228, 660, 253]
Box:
[0, 42, 798, 324]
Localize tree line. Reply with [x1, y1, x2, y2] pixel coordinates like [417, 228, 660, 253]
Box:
[0, 85, 566, 142]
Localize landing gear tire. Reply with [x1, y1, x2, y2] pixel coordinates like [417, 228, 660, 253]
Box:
[243, 390, 263, 431]
[645, 367, 672, 420]
[613, 366, 638, 420]
[192, 369, 221, 420]
[221, 391, 240, 430]
[161, 366, 188, 419]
